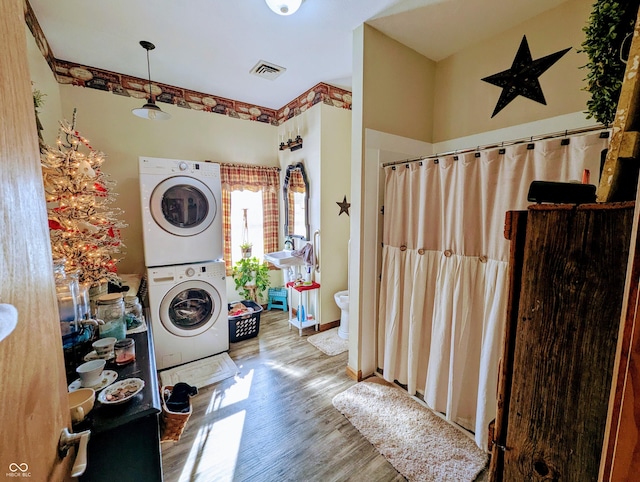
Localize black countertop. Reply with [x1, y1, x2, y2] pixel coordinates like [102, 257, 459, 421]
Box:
[73, 325, 161, 434]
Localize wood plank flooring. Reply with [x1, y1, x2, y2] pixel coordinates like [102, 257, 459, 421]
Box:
[160, 309, 405, 482]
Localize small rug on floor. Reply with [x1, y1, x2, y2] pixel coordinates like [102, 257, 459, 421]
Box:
[159, 352, 238, 389]
[332, 378, 488, 482]
[307, 328, 348, 356]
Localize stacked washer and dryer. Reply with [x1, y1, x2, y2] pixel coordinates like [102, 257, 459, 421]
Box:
[139, 157, 228, 370]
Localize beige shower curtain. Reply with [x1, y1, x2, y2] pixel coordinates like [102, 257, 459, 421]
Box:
[378, 131, 609, 451]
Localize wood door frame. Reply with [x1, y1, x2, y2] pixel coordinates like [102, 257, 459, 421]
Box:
[0, 0, 73, 480]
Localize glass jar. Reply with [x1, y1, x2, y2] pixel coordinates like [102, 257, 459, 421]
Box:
[96, 293, 126, 340]
[88, 281, 108, 317]
[124, 295, 144, 330]
[114, 338, 135, 365]
[74, 277, 91, 321]
[53, 258, 80, 323]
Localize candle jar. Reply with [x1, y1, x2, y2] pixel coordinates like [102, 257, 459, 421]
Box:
[114, 338, 135, 365]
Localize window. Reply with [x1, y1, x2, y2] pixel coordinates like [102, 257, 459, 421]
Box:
[229, 190, 264, 264]
[219, 163, 281, 273]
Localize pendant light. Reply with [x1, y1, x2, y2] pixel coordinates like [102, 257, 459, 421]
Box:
[265, 0, 302, 16]
[132, 40, 171, 121]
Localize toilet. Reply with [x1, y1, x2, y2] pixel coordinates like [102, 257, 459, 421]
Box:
[334, 290, 349, 340]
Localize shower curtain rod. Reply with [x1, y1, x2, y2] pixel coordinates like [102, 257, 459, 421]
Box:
[381, 124, 609, 168]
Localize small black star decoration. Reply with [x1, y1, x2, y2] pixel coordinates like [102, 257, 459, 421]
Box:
[481, 35, 571, 118]
[337, 195, 350, 216]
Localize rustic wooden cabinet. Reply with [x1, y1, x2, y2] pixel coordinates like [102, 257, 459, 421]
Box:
[490, 202, 634, 481]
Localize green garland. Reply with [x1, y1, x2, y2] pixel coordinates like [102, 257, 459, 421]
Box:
[580, 0, 639, 126]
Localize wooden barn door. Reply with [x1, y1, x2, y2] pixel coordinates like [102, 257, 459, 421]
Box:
[499, 204, 633, 481]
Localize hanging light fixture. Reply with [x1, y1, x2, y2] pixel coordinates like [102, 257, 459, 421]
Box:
[132, 40, 171, 121]
[265, 0, 302, 16]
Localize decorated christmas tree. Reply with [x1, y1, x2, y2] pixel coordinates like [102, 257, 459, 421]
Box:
[40, 113, 126, 287]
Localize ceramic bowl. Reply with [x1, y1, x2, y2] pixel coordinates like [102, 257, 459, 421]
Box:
[76, 359, 106, 387]
[68, 387, 95, 423]
[92, 337, 117, 358]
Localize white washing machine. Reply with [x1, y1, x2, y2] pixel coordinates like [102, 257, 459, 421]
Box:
[139, 156, 222, 267]
[147, 260, 228, 370]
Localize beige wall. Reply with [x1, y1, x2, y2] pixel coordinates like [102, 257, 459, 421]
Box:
[350, 0, 597, 379]
[28, 28, 282, 298]
[56, 85, 277, 277]
[349, 24, 435, 375]
[26, 26, 62, 146]
[320, 103, 352, 325]
[26, 23, 352, 308]
[433, 0, 593, 143]
[277, 103, 352, 325]
[362, 23, 436, 143]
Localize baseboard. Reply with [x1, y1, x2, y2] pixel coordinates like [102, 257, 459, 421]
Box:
[319, 320, 339, 331]
[346, 365, 362, 381]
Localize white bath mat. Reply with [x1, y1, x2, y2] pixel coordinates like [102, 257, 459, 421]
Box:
[159, 352, 238, 389]
[332, 378, 488, 481]
[307, 328, 348, 356]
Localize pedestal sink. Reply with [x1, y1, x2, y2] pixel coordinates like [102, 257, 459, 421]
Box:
[264, 250, 304, 268]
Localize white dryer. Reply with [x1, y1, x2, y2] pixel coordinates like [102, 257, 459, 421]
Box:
[139, 156, 222, 267]
[147, 260, 228, 370]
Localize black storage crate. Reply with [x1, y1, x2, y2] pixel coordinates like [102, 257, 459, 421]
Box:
[228, 301, 263, 342]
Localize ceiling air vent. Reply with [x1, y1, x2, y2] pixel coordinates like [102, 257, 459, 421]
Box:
[250, 60, 286, 80]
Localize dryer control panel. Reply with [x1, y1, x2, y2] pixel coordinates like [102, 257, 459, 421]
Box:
[176, 262, 225, 281]
[139, 156, 220, 179]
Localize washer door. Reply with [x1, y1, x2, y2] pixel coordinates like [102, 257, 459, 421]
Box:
[159, 280, 222, 337]
[150, 176, 217, 236]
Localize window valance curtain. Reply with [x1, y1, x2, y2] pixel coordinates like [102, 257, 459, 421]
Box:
[219, 163, 281, 271]
[220, 163, 280, 193]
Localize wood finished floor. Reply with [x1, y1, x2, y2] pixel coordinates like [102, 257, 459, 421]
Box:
[160, 309, 405, 482]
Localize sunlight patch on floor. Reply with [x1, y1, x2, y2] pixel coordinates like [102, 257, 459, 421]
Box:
[268, 360, 306, 378]
[178, 410, 246, 482]
[205, 369, 254, 415]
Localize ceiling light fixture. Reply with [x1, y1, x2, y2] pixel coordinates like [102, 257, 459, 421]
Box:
[132, 40, 170, 121]
[265, 0, 302, 16]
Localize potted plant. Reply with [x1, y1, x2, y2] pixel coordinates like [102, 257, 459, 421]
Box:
[232, 256, 271, 304]
[240, 241, 253, 259]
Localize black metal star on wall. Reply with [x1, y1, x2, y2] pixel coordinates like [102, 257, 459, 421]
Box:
[481, 35, 571, 118]
[337, 195, 350, 216]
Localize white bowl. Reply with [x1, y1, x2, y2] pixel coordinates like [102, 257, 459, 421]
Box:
[76, 359, 106, 387]
[92, 337, 117, 358]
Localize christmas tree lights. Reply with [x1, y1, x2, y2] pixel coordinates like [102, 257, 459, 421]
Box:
[41, 116, 127, 286]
